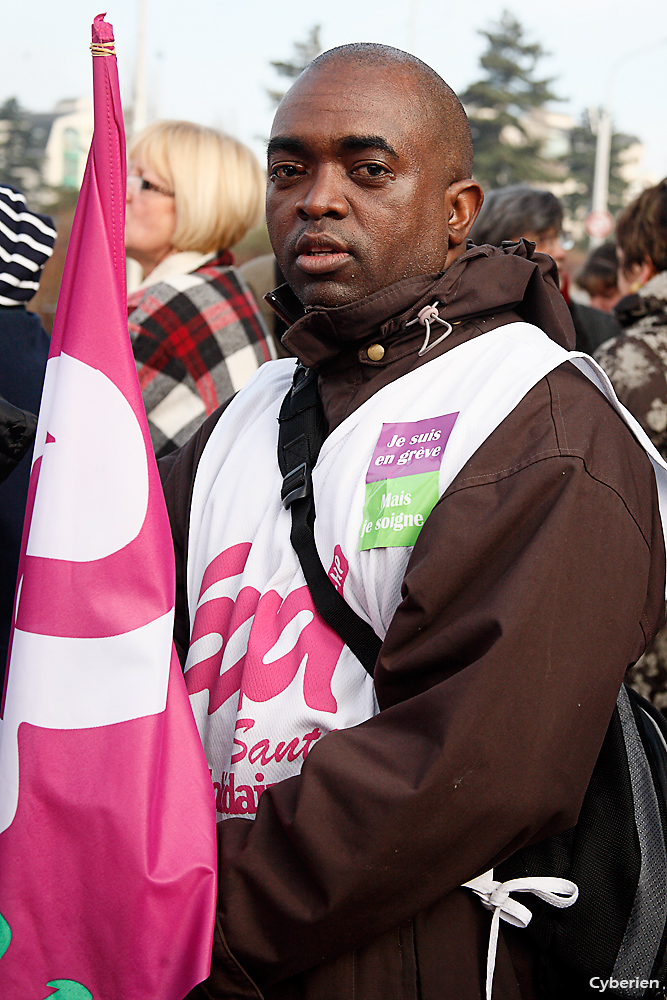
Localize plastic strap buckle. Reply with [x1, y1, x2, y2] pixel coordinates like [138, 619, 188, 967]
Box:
[281, 462, 310, 508]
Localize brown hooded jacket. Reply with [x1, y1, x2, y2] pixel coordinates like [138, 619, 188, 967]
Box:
[161, 242, 665, 1000]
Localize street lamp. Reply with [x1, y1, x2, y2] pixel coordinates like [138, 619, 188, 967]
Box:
[589, 38, 667, 248]
[127, 0, 149, 294]
[132, 0, 149, 136]
[591, 107, 612, 220]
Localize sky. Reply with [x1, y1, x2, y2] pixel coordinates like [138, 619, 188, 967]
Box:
[2, 0, 667, 180]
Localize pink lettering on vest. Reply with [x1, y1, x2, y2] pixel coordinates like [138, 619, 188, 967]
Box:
[186, 541, 256, 714]
[241, 586, 343, 712]
[186, 545, 345, 716]
[198, 542, 252, 600]
[231, 717, 255, 764]
[186, 584, 259, 715]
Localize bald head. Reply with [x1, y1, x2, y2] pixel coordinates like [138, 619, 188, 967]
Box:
[301, 43, 473, 183]
[266, 43, 483, 307]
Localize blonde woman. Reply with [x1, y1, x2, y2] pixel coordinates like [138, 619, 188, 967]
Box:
[125, 121, 275, 456]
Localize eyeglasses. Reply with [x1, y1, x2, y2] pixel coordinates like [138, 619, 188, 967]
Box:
[127, 174, 175, 197]
[536, 230, 575, 253]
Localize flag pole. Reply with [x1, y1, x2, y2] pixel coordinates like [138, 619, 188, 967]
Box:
[0, 16, 216, 999]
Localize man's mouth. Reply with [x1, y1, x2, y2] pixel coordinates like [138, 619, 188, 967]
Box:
[296, 250, 351, 274]
[294, 236, 352, 276]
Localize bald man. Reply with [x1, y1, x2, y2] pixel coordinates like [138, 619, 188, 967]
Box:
[161, 45, 665, 999]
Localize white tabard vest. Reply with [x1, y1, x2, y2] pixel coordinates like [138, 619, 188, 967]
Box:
[186, 321, 667, 821]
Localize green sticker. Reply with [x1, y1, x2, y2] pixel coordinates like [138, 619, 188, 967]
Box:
[358, 471, 439, 550]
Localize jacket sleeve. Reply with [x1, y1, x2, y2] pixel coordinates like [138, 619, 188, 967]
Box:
[594, 331, 667, 457]
[0, 394, 37, 485]
[188, 366, 666, 996]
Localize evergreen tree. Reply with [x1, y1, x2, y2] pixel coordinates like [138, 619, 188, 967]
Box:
[561, 110, 638, 220]
[268, 25, 322, 106]
[0, 98, 43, 192]
[460, 11, 560, 189]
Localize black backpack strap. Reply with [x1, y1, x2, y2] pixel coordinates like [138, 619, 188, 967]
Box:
[278, 364, 383, 677]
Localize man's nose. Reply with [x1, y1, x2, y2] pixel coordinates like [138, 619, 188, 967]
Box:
[296, 165, 349, 220]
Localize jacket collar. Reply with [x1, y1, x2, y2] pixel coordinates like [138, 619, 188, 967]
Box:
[614, 271, 667, 329]
[267, 239, 574, 369]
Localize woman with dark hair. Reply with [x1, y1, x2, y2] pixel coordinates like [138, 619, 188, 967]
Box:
[469, 185, 567, 256]
[595, 179, 667, 457]
[575, 243, 622, 314]
[594, 178, 667, 714]
[469, 184, 619, 354]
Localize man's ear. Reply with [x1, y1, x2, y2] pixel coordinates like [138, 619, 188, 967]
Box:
[445, 179, 485, 247]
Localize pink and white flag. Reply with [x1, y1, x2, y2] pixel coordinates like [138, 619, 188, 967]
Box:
[0, 15, 216, 999]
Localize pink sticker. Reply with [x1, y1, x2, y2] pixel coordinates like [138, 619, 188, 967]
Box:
[328, 545, 349, 595]
[366, 413, 458, 483]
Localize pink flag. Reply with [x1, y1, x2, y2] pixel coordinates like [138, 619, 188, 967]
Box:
[0, 15, 217, 998]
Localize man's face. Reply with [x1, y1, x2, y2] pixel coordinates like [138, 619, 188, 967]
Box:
[266, 63, 453, 308]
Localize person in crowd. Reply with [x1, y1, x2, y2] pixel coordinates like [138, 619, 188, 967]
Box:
[0, 184, 55, 686]
[160, 46, 665, 999]
[594, 178, 667, 713]
[469, 184, 620, 354]
[595, 179, 667, 454]
[238, 253, 291, 357]
[126, 120, 276, 457]
[469, 184, 569, 261]
[575, 242, 622, 314]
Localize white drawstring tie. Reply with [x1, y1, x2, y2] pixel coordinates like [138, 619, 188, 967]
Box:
[462, 870, 578, 1000]
[406, 301, 453, 355]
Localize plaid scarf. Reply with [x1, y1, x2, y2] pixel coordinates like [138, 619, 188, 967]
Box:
[128, 251, 275, 456]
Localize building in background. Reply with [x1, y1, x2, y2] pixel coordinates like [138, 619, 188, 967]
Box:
[0, 98, 94, 332]
[41, 98, 93, 192]
[0, 97, 93, 204]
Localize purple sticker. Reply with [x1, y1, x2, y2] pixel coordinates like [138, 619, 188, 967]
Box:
[366, 413, 459, 483]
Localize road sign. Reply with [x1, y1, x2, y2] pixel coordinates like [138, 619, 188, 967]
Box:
[586, 210, 614, 240]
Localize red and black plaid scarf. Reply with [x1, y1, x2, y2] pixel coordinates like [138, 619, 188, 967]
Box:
[128, 251, 274, 456]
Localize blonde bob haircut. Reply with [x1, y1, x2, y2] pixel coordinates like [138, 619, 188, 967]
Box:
[128, 120, 265, 253]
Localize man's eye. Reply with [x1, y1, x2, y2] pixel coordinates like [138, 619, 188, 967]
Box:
[353, 163, 390, 180]
[269, 163, 304, 180]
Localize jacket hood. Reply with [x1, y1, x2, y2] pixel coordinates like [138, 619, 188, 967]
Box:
[266, 240, 575, 368]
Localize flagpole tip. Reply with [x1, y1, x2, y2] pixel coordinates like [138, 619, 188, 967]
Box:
[92, 13, 114, 44]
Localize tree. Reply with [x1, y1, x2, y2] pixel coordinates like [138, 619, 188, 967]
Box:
[267, 25, 322, 106]
[0, 98, 44, 192]
[561, 110, 639, 221]
[460, 11, 560, 189]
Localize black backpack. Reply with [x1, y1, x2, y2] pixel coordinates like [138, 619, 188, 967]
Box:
[278, 363, 667, 999]
[496, 684, 667, 998]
